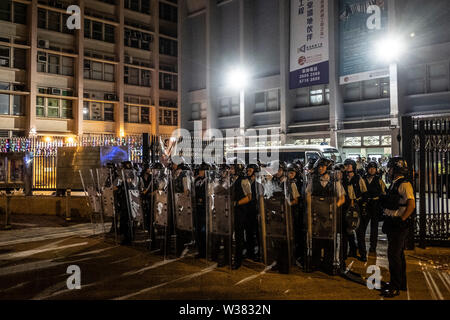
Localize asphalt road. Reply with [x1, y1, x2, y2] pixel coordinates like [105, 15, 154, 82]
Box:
[0, 215, 449, 300]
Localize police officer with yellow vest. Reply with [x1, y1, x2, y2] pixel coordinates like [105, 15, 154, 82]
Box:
[380, 157, 416, 298]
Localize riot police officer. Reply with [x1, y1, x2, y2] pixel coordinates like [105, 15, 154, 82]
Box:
[305, 158, 345, 273]
[119, 161, 134, 245]
[194, 162, 210, 258]
[342, 159, 368, 261]
[140, 164, 152, 234]
[286, 163, 303, 266]
[362, 161, 386, 254]
[380, 157, 415, 298]
[244, 163, 262, 262]
[229, 158, 252, 269]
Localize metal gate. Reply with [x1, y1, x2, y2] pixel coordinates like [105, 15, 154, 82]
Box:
[410, 118, 450, 247]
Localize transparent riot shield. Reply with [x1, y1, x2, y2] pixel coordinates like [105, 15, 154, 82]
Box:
[257, 171, 294, 274]
[171, 169, 195, 258]
[206, 170, 233, 270]
[79, 169, 104, 235]
[151, 168, 171, 259]
[305, 170, 341, 275]
[97, 168, 118, 243]
[121, 168, 146, 246]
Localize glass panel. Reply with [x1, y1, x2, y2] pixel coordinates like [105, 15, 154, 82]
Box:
[62, 57, 73, 76]
[38, 8, 46, 28]
[381, 135, 392, 146]
[13, 48, 26, 69]
[0, 46, 10, 67]
[48, 11, 61, 32]
[129, 67, 139, 85]
[47, 98, 59, 117]
[363, 136, 380, 146]
[124, 105, 129, 122]
[362, 79, 380, 100]
[92, 61, 103, 80]
[91, 102, 102, 120]
[141, 107, 150, 123]
[12, 95, 24, 115]
[105, 24, 115, 43]
[61, 99, 72, 118]
[13, 3, 27, 25]
[84, 19, 91, 38]
[130, 106, 139, 122]
[0, 94, 9, 114]
[0, 1, 11, 22]
[343, 137, 362, 147]
[104, 64, 114, 81]
[408, 79, 425, 95]
[141, 70, 151, 87]
[92, 21, 103, 41]
[48, 54, 60, 74]
[83, 101, 89, 120]
[344, 82, 360, 102]
[104, 103, 114, 121]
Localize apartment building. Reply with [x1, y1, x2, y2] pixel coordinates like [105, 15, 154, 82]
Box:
[0, 0, 180, 140]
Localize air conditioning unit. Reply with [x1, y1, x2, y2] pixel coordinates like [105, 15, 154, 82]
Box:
[125, 55, 133, 64]
[0, 59, 8, 66]
[38, 54, 47, 62]
[50, 88, 61, 95]
[38, 39, 50, 49]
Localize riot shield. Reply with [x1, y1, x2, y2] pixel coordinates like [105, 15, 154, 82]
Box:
[151, 168, 171, 259]
[79, 169, 104, 235]
[206, 170, 233, 270]
[258, 172, 295, 274]
[121, 168, 146, 246]
[171, 170, 195, 258]
[97, 168, 118, 243]
[305, 170, 341, 275]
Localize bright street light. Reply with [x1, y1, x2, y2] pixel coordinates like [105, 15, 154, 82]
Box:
[375, 35, 406, 63]
[226, 68, 249, 90]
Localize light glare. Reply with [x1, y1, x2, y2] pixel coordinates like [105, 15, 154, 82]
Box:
[227, 68, 249, 90]
[375, 35, 405, 63]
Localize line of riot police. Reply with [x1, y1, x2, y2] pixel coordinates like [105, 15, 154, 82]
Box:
[90, 155, 410, 279]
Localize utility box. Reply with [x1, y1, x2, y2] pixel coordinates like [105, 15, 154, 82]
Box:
[57, 146, 128, 190]
[0, 152, 32, 195]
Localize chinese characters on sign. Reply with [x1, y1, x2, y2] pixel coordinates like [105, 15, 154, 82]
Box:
[290, 0, 329, 89]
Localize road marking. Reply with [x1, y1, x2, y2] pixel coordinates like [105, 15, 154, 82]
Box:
[0, 229, 94, 247]
[70, 246, 118, 257]
[435, 272, 450, 295]
[122, 258, 180, 276]
[113, 263, 217, 300]
[421, 263, 438, 300]
[234, 262, 277, 286]
[0, 242, 89, 260]
[426, 271, 444, 300]
[2, 281, 29, 292]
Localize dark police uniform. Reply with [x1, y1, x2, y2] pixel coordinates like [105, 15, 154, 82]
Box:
[232, 174, 252, 269]
[362, 173, 386, 252]
[243, 176, 261, 261]
[382, 176, 415, 293]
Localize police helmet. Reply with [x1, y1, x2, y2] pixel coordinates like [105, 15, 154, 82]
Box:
[306, 158, 316, 171]
[366, 161, 378, 171]
[286, 163, 299, 173]
[313, 157, 333, 172]
[177, 163, 191, 171]
[334, 163, 345, 171]
[227, 157, 246, 175]
[246, 163, 260, 173]
[387, 156, 409, 176]
[344, 159, 357, 172]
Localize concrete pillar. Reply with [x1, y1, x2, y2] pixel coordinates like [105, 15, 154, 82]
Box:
[26, 0, 38, 135]
[328, 0, 344, 149]
[75, 0, 85, 137]
[177, 0, 184, 131]
[152, 0, 160, 136]
[115, 0, 125, 137]
[205, 0, 218, 131]
[279, 0, 291, 145]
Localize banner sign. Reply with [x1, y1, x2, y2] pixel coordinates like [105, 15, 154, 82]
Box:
[290, 0, 329, 89]
[339, 0, 389, 84]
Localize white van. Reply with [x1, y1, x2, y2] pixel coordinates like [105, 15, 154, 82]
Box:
[229, 144, 342, 164]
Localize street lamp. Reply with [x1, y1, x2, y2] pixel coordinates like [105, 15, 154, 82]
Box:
[374, 34, 407, 156]
[226, 67, 249, 144]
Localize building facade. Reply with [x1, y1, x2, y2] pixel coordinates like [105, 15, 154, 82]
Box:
[180, 0, 450, 160]
[0, 0, 180, 140]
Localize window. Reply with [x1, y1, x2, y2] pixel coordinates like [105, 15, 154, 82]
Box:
[48, 11, 61, 32]
[129, 106, 139, 123]
[125, 66, 150, 86]
[84, 60, 115, 82]
[36, 96, 72, 119]
[0, 1, 11, 22]
[48, 54, 60, 74]
[92, 61, 103, 80]
[159, 38, 177, 56]
[295, 85, 329, 107]
[428, 62, 449, 93]
[83, 101, 115, 121]
[12, 95, 24, 115]
[104, 64, 114, 81]
[38, 8, 46, 28]
[159, 72, 177, 91]
[254, 89, 280, 112]
[13, 3, 27, 25]
[124, 28, 152, 51]
[406, 65, 425, 95]
[62, 57, 73, 76]
[0, 94, 9, 114]
[159, 3, 177, 22]
[159, 109, 178, 126]
[13, 48, 26, 69]
[343, 78, 390, 102]
[191, 103, 201, 120]
[0, 46, 10, 67]
[219, 96, 239, 117]
[85, 19, 116, 43]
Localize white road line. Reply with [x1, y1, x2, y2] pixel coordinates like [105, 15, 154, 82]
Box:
[0, 242, 89, 260]
[420, 262, 438, 301]
[122, 258, 180, 276]
[426, 271, 444, 300]
[70, 246, 118, 257]
[113, 263, 217, 300]
[435, 272, 450, 295]
[32, 281, 68, 300]
[2, 281, 29, 292]
[234, 262, 277, 286]
[0, 229, 94, 247]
